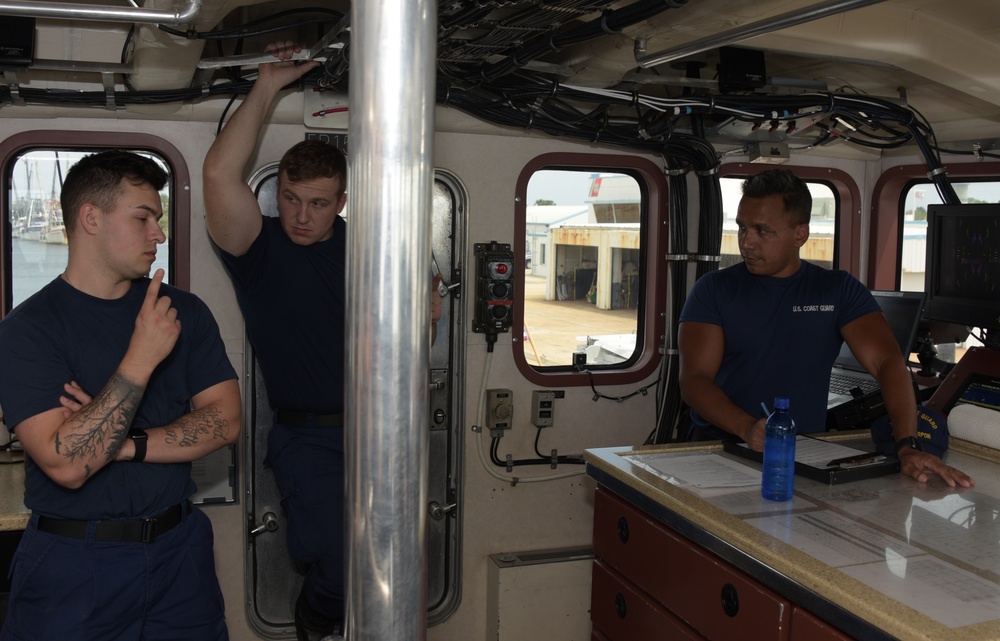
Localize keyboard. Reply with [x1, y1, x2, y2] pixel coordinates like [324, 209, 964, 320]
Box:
[829, 371, 879, 396]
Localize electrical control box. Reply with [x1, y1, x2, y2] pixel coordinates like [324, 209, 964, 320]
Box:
[0, 17, 34, 68]
[473, 241, 514, 334]
[717, 46, 766, 94]
[486, 389, 513, 435]
[531, 391, 555, 427]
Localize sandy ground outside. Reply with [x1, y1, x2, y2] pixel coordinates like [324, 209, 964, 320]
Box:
[520, 274, 638, 367]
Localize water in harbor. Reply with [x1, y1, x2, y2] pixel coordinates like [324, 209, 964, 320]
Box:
[10, 237, 170, 310]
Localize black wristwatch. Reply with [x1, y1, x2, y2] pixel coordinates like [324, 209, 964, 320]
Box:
[129, 428, 148, 462]
[894, 436, 923, 456]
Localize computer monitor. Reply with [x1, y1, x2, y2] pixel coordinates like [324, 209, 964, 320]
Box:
[924, 203, 1000, 349]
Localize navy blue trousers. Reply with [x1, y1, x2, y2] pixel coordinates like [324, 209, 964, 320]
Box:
[266, 424, 345, 621]
[1, 507, 227, 641]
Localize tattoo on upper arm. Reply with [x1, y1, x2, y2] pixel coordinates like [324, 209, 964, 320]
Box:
[59, 372, 142, 472]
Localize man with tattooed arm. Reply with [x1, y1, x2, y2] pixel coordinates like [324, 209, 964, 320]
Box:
[0, 150, 241, 641]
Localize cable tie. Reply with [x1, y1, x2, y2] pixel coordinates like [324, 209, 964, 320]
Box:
[631, 91, 639, 107]
[927, 166, 948, 179]
[696, 166, 718, 176]
[550, 79, 559, 98]
[548, 33, 563, 53]
[442, 84, 451, 105]
[524, 111, 534, 132]
[591, 112, 609, 143]
[102, 72, 116, 111]
[973, 143, 983, 160]
[664, 167, 688, 176]
[599, 12, 620, 35]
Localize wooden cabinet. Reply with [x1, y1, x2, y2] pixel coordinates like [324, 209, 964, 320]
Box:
[591, 560, 704, 640]
[591, 487, 856, 641]
[790, 607, 855, 641]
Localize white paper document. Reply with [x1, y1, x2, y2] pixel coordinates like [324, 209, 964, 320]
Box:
[843, 555, 1000, 628]
[728, 436, 869, 468]
[745, 510, 922, 566]
[628, 453, 761, 488]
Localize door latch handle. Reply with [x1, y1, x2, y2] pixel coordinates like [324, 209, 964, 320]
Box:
[428, 501, 457, 520]
[250, 512, 279, 537]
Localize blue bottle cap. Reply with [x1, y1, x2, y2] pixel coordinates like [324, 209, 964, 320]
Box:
[773, 397, 790, 410]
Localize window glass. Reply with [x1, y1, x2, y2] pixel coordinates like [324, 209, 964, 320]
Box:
[719, 177, 837, 269]
[523, 169, 642, 368]
[899, 180, 1000, 358]
[8, 149, 171, 310]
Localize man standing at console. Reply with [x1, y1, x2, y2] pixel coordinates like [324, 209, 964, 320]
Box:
[0, 150, 241, 640]
[204, 41, 441, 640]
[678, 168, 972, 487]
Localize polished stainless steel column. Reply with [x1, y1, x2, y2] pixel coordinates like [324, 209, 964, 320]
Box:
[346, 0, 436, 639]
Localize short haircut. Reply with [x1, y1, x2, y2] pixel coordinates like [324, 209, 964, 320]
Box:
[61, 150, 167, 236]
[741, 169, 812, 225]
[278, 140, 348, 198]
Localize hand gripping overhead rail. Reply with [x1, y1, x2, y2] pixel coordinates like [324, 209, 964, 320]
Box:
[196, 14, 350, 69]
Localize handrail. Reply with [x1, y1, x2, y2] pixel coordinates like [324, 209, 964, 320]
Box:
[635, 0, 888, 68]
[0, 0, 202, 24]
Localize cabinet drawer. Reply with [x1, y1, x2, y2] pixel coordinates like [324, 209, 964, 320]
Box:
[592, 560, 705, 641]
[593, 488, 791, 641]
[790, 607, 855, 641]
[592, 627, 611, 641]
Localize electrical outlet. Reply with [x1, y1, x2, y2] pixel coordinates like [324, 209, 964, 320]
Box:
[487, 389, 513, 435]
[531, 390, 555, 427]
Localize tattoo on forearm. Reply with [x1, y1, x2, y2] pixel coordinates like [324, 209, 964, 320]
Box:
[60, 372, 142, 475]
[163, 406, 231, 448]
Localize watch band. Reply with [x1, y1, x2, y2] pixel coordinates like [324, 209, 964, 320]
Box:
[129, 428, 148, 463]
[894, 436, 922, 455]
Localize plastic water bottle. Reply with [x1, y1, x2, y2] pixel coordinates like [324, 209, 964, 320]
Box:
[761, 397, 796, 501]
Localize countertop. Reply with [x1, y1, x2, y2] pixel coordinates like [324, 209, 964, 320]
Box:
[585, 433, 1000, 641]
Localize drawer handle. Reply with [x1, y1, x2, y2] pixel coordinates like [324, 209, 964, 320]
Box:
[617, 516, 630, 543]
[614, 592, 628, 619]
[721, 583, 740, 617]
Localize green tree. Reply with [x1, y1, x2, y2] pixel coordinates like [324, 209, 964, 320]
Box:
[534, 199, 556, 206]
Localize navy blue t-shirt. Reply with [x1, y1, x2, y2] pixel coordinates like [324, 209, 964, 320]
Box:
[215, 216, 346, 414]
[680, 261, 879, 437]
[0, 277, 236, 519]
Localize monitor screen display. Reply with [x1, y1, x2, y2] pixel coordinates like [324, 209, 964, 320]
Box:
[924, 204, 1000, 346]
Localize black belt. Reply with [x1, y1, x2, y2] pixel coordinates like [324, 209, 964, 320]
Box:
[274, 409, 343, 427]
[36, 502, 190, 544]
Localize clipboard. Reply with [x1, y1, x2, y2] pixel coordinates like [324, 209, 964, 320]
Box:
[723, 437, 900, 485]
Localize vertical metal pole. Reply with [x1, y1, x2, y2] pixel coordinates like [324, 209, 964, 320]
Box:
[346, 0, 435, 639]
